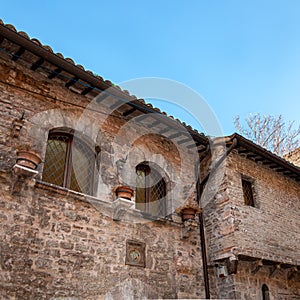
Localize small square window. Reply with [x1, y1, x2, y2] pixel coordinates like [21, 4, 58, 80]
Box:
[242, 178, 255, 207]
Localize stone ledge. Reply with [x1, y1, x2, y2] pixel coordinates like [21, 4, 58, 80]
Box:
[13, 164, 39, 178]
[34, 180, 182, 227]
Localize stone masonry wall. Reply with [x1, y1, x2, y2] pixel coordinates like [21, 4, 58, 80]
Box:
[0, 173, 204, 299]
[0, 52, 198, 211]
[0, 51, 205, 298]
[234, 261, 300, 300]
[209, 260, 300, 299]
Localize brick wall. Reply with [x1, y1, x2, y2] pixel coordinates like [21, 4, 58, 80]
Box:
[203, 149, 300, 299]
[225, 151, 300, 263]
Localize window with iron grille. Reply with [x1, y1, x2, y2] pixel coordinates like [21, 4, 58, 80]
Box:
[135, 163, 166, 216]
[242, 178, 255, 207]
[42, 131, 96, 195]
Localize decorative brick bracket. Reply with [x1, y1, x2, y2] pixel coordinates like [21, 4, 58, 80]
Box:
[269, 263, 281, 278]
[11, 111, 25, 138]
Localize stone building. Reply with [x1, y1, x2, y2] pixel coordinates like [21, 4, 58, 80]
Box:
[0, 20, 299, 299]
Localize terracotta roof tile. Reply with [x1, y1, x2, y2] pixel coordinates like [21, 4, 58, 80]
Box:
[18, 31, 30, 39]
[31, 38, 42, 46]
[76, 64, 85, 70]
[0, 19, 207, 142]
[5, 24, 17, 31]
[65, 57, 75, 65]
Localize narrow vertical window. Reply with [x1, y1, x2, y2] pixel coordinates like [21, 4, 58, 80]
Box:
[135, 163, 166, 216]
[242, 178, 255, 207]
[262, 284, 270, 300]
[43, 131, 96, 195]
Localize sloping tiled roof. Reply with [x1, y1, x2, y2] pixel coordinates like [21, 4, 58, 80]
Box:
[0, 19, 300, 182]
[0, 19, 207, 146]
[228, 133, 300, 182]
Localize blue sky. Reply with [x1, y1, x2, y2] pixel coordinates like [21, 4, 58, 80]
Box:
[1, 1, 300, 135]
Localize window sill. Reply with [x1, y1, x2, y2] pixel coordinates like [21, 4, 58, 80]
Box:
[35, 180, 110, 206]
[34, 180, 182, 226]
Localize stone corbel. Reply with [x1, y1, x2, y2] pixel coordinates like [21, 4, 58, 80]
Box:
[11, 164, 38, 195]
[227, 255, 238, 275]
[251, 259, 263, 275]
[175, 197, 202, 222]
[112, 198, 134, 221]
[13, 164, 39, 179]
[180, 219, 199, 239]
[269, 263, 281, 278]
[176, 197, 202, 239]
[11, 111, 25, 138]
[287, 266, 298, 280]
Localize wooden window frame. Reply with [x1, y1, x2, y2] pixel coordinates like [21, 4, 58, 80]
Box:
[43, 131, 96, 195]
[135, 163, 166, 216]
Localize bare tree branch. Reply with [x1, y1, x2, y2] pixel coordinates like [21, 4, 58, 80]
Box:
[234, 113, 300, 156]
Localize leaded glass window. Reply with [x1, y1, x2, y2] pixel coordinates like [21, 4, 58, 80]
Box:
[43, 132, 96, 195]
[135, 163, 166, 216]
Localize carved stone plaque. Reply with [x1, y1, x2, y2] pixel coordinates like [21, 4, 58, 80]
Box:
[125, 240, 146, 267]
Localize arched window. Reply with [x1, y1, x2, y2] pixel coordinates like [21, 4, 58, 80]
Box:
[135, 163, 166, 216]
[42, 130, 96, 195]
[262, 284, 270, 300]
